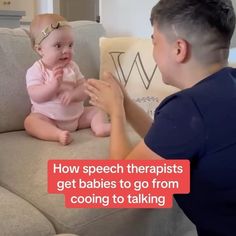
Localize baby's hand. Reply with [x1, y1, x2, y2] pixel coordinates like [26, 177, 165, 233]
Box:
[58, 91, 73, 106]
[52, 65, 64, 85]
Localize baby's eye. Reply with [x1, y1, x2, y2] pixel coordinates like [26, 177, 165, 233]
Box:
[69, 43, 73, 48]
[55, 43, 61, 48]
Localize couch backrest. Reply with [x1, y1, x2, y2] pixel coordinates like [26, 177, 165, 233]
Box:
[0, 21, 105, 133]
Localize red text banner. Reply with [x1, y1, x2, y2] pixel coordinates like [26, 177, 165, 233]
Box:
[48, 160, 190, 208]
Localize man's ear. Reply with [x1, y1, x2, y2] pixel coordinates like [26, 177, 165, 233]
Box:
[175, 39, 189, 63]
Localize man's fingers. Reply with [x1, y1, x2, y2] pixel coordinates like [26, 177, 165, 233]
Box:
[85, 82, 100, 95]
[84, 82, 99, 101]
[85, 80, 109, 101]
[87, 79, 110, 88]
[89, 99, 103, 110]
[102, 71, 114, 80]
[77, 78, 86, 85]
[85, 89, 98, 101]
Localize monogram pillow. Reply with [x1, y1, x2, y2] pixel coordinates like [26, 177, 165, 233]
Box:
[99, 37, 178, 118]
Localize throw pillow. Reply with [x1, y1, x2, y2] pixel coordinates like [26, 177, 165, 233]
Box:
[99, 37, 179, 118]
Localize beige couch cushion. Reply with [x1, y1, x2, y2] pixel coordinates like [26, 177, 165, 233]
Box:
[100, 37, 179, 118]
[0, 186, 56, 236]
[0, 129, 196, 235]
[0, 28, 36, 133]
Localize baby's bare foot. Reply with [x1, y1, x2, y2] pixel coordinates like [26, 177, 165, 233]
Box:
[58, 130, 72, 145]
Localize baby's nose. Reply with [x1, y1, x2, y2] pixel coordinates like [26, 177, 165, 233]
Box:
[63, 46, 71, 53]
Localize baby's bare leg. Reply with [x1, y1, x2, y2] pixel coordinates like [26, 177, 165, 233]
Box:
[91, 109, 111, 137]
[78, 107, 110, 137]
[24, 113, 72, 145]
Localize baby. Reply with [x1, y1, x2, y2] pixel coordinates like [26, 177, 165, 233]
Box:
[24, 14, 110, 145]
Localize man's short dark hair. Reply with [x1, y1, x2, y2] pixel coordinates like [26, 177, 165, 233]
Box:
[150, 0, 235, 62]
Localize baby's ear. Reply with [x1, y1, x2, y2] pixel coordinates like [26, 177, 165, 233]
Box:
[34, 44, 42, 55]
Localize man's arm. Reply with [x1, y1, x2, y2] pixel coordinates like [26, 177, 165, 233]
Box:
[124, 95, 153, 138]
[108, 72, 153, 138]
[86, 76, 161, 160]
[109, 104, 162, 160]
[109, 102, 133, 159]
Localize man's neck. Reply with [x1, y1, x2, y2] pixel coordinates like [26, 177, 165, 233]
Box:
[178, 62, 227, 90]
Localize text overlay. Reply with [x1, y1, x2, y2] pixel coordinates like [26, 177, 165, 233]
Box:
[48, 160, 190, 208]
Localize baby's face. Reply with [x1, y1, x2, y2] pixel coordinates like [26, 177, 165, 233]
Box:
[39, 27, 74, 69]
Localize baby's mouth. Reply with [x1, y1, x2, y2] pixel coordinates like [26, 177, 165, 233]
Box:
[60, 57, 68, 61]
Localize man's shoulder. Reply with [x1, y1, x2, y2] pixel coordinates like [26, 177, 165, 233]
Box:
[157, 89, 192, 111]
[186, 67, 235, 94]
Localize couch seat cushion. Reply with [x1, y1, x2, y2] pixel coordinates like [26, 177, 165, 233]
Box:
[0, 128, 196, 235]
[0, 186, 56, 236]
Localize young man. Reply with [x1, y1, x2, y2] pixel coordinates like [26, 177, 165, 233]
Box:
[86, 0, 236, 235]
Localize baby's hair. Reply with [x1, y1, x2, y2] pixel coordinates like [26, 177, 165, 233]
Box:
[30, 13, 67, 47]
[150, 0, 235, 64]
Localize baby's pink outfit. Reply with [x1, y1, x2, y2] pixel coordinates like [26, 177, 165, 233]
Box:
[26, 60, 85, 131]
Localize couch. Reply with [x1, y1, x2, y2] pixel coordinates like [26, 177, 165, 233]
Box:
[0, 21, 197, 236]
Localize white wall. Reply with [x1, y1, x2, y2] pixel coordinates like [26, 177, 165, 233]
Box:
[33, 0, 236, 47]
[231, 0, 236, 48]
[100, 0, 157, 37]
[35, 0, 57, 14]
[100, 0, 236, 47]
